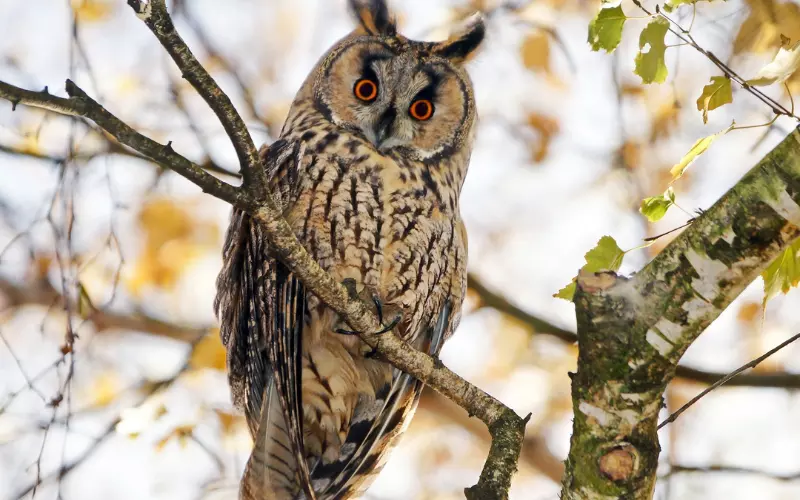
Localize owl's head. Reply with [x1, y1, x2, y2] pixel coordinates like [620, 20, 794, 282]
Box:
[304, 0, 485, 160]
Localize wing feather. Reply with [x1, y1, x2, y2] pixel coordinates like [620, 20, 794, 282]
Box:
[216, 138, 315, 499]
[313, 302, 452, 497]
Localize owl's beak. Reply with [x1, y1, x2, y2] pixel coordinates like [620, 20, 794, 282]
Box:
[374, 107, 396, 148]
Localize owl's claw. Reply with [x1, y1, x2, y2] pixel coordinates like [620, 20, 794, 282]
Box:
[335, 296, 402, 337]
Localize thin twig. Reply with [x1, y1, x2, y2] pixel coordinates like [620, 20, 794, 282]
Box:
[0, 80, 248, 207]
[666, 464, 800, 482]
[127, 0, 264, 192]
[658, 332, 800, 429]
[631, 0, 797, 120]
[1, 3, 528, 496]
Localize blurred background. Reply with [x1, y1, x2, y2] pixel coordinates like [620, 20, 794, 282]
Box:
[1, 0, 800, 498]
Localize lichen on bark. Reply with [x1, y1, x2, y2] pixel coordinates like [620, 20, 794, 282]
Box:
[562, 128, 800, 499]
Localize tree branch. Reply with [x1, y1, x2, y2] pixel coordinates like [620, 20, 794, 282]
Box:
[0, 276, 206, 342]
[468, 274, 800, 389]
[0, 3, 527, 497]
[561, 128, 800, 499]
[0, 80, 248, 208]
[127, 0, 264, 192]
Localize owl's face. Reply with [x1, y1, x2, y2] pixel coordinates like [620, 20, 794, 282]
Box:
[309, 1, 485, 161]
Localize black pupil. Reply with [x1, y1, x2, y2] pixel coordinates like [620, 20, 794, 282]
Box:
[359, 81, 374, 98]
[415, 102, 429, 116]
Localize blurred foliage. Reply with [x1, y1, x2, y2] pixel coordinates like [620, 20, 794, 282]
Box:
[126, 198, 220, 296]
[3, 0, 800, 498]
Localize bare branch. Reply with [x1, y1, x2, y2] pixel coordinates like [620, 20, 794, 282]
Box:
[10, 350, 197, 500]
[0, 4, 527, 496]
[468, 274, 800, 390]
[0, 79, 248, 208]
[126, 0, 264, 192]
[0, 276, 206, 342]
[659, 331, 800, 429]
[667, 464, 800, 482]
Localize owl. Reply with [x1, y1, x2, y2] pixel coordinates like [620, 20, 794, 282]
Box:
[214, 1, 484, 498]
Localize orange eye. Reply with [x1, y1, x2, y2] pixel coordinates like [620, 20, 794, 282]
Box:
[354, 79, 378, 102]
[409, 99, 434, 121]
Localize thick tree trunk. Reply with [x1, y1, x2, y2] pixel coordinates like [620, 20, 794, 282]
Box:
[561, 128, 800, 499]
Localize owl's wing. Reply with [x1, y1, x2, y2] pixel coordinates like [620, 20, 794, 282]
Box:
[313, 302, 452, 497]
[216, 194, 315, 499]
[215, 138, 302, 429]
[217, 212, 315, 499]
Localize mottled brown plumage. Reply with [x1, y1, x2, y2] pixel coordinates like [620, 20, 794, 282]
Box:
[215, 2, 484, 498]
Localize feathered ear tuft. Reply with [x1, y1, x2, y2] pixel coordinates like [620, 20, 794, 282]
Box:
[433, 13, 486, 63]
[349, 0, 397, 37]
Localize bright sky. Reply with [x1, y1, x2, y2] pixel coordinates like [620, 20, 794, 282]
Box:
[1, 0, 799, 499]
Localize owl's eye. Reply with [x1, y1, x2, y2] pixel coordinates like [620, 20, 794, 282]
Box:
[409, 99, 434, 121]
[354, 79, 378, 102]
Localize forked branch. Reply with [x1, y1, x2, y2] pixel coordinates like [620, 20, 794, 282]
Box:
[0, 1, 525, 498]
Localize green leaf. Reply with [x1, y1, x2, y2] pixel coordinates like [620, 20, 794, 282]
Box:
[663, 0, 715, 13]
[747, 40, 800, 86]
[762, 239, 800, 303]
[555, 236, 625, 301]
[555, 281, 577, 300]
[669, 124, 734, 181]
[584, 235, 625, 272]
[588, 3, 627, 53]
[696, 76, 732, 124]
[77, 282, 95, 320]
[640, 187, 675, 222]
[663, 0, 692, 11]
[634, 17, 670, 84]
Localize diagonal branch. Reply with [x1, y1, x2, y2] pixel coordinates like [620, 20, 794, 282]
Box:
[468, 274, 800, 389]
[0, 80, 247, 208]
[0, 6, 526, 499]
[127, 0, 265, 192]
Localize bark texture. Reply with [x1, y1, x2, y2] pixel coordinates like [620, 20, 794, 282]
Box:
[562, 128, 800, 499]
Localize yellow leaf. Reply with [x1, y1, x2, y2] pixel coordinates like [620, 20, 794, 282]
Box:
[621, 84, 646, 97]
[190, 330, 226, 371]
[71, 0, 114, 23]
[737, 301, 762, 323]
[527, 113, 560, 163]
[138, 198, 194, 245]
[733, 0, 800, 55]
[696, 76, 732, 124]
[640, 187, 675, 222]
[521, 31, 551, 73]
[762, 239, 800, 302]
[669, 124, 733, 181]
[77, 282, 95, 320]
[555, 236, 625, 301]
[125, 198, 219, 296]
[650, 97, 680, 142]
[156, 424, 195, 451]
[215, 409, 245, 436]
[620, 141, 641, 170]
[85, 372, 119, 407]
[588, 3, 627, 53]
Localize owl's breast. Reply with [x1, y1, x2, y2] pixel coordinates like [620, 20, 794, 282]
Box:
[283, 140, 463, 338]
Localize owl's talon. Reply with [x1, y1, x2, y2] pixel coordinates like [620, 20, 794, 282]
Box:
[374, 313, 402, 335]
[334, 308, 403, 335]
[372, 295, 384, 325]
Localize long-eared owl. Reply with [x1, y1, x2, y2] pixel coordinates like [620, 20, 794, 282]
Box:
[214, 1, 484, 498]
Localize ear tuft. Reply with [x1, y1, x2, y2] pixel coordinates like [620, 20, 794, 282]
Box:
[349, 0, 397, 37]
[433, 13, 486, 63]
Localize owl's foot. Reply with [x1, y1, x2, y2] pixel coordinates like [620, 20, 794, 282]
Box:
[335, 292, 402, 337]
